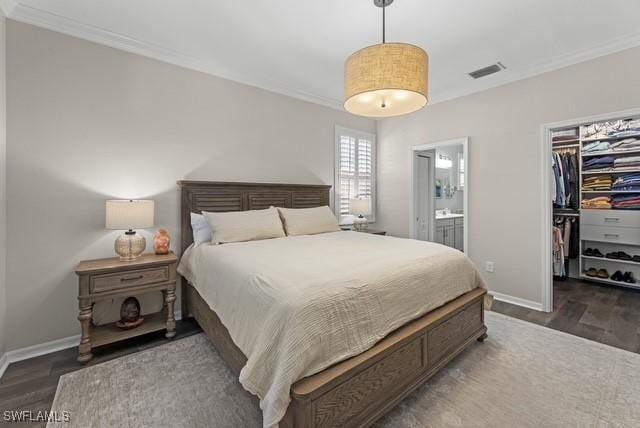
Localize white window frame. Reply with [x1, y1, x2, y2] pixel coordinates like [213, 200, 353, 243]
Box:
[334, 126, 377, 225]
[458, 152, 465, 189]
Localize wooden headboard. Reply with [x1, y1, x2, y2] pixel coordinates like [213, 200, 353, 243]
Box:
[178, 181, 331, 253]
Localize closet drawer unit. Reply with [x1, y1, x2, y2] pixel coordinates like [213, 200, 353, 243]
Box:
[581, 224, 640, 246]
[581, 209, 640, 229]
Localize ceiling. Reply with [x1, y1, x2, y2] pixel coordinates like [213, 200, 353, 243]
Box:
[3, 0, 640, 110]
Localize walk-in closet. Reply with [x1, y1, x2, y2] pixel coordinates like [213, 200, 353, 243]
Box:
[517, 112, 640, 351]
[552, 115, 640, 288]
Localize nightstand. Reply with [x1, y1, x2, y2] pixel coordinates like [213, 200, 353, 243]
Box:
[360, 229, 386, 236]
[342, 228, 387, 236]
[75, 252, 178, 363]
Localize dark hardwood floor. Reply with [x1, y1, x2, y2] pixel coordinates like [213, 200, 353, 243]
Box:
[2, 279, 639, 426]
[491, 278, 640, 353]
[0, 318, 201, 427]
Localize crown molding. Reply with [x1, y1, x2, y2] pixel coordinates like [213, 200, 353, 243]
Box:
[0, 0, 17, 17]
[4, 2, 640, 113]
[429, 29, 640, 105]
[6, 2, 345, 110]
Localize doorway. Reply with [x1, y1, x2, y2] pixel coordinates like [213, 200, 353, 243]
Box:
[541, 107, 640, 313]
[410, 137, 469, 253]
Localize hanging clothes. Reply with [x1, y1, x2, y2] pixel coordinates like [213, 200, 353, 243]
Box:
[553, 216, 579, 279]
[568, 153, 580, 210]
[552, 149, 579, 210]
[553, 226, 566, 278]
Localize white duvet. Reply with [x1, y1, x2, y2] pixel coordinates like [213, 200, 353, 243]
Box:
[178, 231, 485, 427]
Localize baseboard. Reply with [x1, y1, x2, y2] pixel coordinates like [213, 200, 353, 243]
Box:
[0, 352, 8, 379]
[490, 291, 545, 312]
[5, 334, 81, 369]
[0, 310, 184, 379]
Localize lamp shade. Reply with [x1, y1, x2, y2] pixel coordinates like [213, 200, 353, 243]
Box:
[344, 43, 428, 118]
[350, 198, 372, 216]
[106, 200, 154, 230]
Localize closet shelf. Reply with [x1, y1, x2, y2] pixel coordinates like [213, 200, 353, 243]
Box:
[581, 255, 640, 266]
[582, 133, 640, 143]
[582, 237, 640, 246]
[580, 274, 640, 290]
[553, 143, 580, 149]
[552, 139, 580, 145]
[582, 168, 640, 175]
[581, 190, 640, 194]
[582, 149, 640, 157]
[553, 209, 579, 217]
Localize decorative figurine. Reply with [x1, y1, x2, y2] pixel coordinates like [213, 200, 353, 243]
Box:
[116, 296, 144, 329]
[154, 228, 170, 255]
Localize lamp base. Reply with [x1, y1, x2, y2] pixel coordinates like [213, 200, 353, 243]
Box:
[353, 215, 368, 232]
[114, 231, 146, 261]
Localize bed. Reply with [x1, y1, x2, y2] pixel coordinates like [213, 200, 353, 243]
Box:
[177, 180, 487, 428]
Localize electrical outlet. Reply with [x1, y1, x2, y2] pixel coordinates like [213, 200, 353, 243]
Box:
[485, 261, 495, 273]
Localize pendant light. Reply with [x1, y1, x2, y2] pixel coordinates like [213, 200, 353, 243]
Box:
[344, 0, 428, 118]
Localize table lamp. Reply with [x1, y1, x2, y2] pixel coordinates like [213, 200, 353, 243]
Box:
[350, 197, 371, 231]
[106, 200, 154, 260]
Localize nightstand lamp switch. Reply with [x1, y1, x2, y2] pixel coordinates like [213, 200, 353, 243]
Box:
[106, 199, 154, 260]
[350, 197, 371, 232]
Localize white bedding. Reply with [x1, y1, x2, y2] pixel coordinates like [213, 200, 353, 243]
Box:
[178, 231, 485, 427]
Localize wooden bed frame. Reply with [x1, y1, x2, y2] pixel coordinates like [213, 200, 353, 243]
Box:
[178, 180, 487, 428]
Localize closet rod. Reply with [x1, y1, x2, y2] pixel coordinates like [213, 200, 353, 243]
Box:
[552, 143, 580, 149]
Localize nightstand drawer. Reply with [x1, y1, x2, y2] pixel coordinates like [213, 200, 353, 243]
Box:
[90, 266, 169, 294]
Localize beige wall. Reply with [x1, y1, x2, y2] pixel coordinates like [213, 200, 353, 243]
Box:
[0, 14, 6, 356]
[5, 21, 374, 351]
[377, 46, 640, 305]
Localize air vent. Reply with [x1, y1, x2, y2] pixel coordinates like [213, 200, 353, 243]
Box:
[468, 62, 506, 79]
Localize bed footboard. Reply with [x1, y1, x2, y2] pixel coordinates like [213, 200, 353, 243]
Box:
[186, 283, 487, 428]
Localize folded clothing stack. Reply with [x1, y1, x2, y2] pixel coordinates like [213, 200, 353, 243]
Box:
[552, 129, 578, 142]
[613, 155, 640, 169]
[582, 175, 613, 191]
[612, 194, 640, 209]
[612, 174, 640, 191]
[582, 141, 610, 154]
[581, 196, 612, 209]
[583, 119, 640, 140]
[583, 156, 615, 171]
[610, 138, 640, 152]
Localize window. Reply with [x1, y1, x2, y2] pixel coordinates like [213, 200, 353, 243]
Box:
[334, 126, 376, 224]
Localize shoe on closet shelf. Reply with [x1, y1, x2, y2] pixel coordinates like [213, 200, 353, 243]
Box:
[606, 251, 632, 260]
[584, 248, 594, 256]
[596, 269, 609, 279]
[633, 255, 640, 263]
[617, 252, 632, 261]
[623, 272, 636, 284]
[585, 268, 598, 277]
[592, 249, 604, 258]
[611, 271, 624, 281]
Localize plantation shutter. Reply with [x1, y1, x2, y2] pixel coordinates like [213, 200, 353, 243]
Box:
[334, 127, 376, 224]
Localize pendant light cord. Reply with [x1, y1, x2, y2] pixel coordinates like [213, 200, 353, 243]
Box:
[382, 1, 386, 44]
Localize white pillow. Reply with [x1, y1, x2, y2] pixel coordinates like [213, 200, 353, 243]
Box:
[277, 206, 341, 236]
[190, 212, 212, 247]
[203, 207, 285, 244]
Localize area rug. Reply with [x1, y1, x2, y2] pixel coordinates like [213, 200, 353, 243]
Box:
[49, 312, 640, 427]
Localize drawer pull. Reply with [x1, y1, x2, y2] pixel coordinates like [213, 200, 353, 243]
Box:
[604, 233, 620, 239]
[604, 217, 620, 223]
[120, 275, 144, 282]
